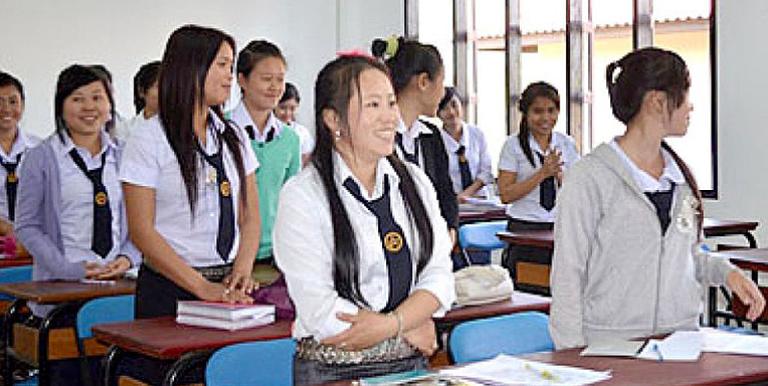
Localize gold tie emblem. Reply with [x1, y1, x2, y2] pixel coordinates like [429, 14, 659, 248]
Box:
[220, 181, 232, 197]
[94, 192, 108, 206]
[6, 172, 17, 183]
[458, 154, 467, 163]
[383, 231, 404, 253]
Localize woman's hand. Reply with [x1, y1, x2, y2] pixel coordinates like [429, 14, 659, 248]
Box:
[223, 260, 258, 295]
[403, 319, 438, 356]
[540, 149, 563, 178]
[84, 262, 108, 278]
[94, 256, 132, 280]
[727, 269, 766, 321]
[321, 309, 397, 351]
[198, 281, 254, 304]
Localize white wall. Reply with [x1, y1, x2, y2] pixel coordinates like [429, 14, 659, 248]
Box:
[0, 0, 404, 138]
[706, 0, 768, 243]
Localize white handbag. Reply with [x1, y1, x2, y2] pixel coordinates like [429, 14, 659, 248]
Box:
[454, 264, 515, 306]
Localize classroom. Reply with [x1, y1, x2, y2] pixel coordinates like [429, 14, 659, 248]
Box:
[0, 0, 767, 385]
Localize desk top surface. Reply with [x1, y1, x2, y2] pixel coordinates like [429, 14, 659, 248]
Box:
[0, 279, 135, 304]
[0, 258, 32, 269]
[519, 349, 768, 386]
[93, 317, 293, 360]
[437, 291, 550, 324]
[458, 208, 506, 224]
[323, 349, 768, 386]
[496, 218, 758, 248]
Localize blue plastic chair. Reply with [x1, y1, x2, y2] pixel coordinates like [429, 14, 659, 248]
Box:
[75, 295, 135, 386]
[0, 265, 32, 301]
[448, 311, 554, 364]
[457, 220, 507, 266]
[206, 338, 296, 386]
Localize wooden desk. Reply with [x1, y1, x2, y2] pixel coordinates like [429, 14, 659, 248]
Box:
[497, 229, 554, 249]
[0, 280, 135, 386]
[436, 292, 550, 326]
[324, 349, 768, 386]
[0, 257, 32, 269]
[458, 208, 506, 225]
[520, 349, 768, 386]
[93, 317, 292, 386]
[707, 248, 768, 328]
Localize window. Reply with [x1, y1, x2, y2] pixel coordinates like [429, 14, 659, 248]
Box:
[414, 0, 717, 196]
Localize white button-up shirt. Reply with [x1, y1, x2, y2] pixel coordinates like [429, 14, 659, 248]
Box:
[274, 152, 455, 340]
[119, 112, 259, 267]
[394, 118, 433, 167]
[439, 122, 494, 196]
[289, 121, 315, 156]
[609, 139, 685, 193]
[53, 131, 122, 263]
[229, 101, 283, 143]
[498, 131, 580, 222]
[0, 130, 40, 222]
[115, 110, 151, 142]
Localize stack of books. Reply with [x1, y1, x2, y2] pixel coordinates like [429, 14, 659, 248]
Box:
[176, 300, 275, 331]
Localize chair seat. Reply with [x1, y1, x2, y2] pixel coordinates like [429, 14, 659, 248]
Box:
[459, 220, 507, 251]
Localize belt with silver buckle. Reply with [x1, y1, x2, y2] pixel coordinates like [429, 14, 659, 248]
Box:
[296, 337, 419, 365]
[193, 263, 233, 282]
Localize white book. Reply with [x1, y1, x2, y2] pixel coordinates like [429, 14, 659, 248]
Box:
[176, 313, 275, 331]
[177, 301, 275, 321]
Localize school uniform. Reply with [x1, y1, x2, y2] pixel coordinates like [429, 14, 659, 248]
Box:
[550, 141, 735, 349]
[394, 118, 458, 230]
[119, 111, 258, 318]
[439, 122, 494, 196]
[0, 130, 41, 223]
[274, 152, 455, 384]
[229, 103, 300, 260]
[15, 131, 141, 316]
[497, 132, 579, 293]
[114, 110, 150, 141]
[288, 120, 315, 156]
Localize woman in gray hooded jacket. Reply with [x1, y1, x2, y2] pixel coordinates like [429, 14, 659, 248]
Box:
[549, 47, 764, 349]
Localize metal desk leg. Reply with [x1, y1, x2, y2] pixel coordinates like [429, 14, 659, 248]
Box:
[162, 351, 211, 386]
[37, 302, 79, 386]
[3, 299, 26, 386]
[102, 345, 123, 386]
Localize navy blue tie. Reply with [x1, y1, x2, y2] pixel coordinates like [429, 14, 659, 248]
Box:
[0, 153, 22, 221]
[395, 133, 419, 165]
[456, 145, 473, 190]
[69, 150, 113, 258]
[343, 176, 412, 312]
[536, 152, 556, 211]
[645, 183, 675, 235]
[197, 132, 235, 262]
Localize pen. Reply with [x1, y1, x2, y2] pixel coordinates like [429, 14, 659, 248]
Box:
[524, 363, 559, 381]
[652, 343, 664, 362]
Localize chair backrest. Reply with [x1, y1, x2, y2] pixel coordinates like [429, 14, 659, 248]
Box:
[458, 220, 507, 252]
[76, 295, 135, 339]
[0, 265, 32, 301]
[206, 338, 296, 386]
[448, 311, 554, 364]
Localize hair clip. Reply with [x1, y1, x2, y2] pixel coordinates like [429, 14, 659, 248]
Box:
[385, 35, 399, 58]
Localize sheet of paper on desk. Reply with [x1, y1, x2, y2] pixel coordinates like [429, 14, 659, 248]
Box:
[700, 327, 768, 356]
[636, 331, 702, 361]
[440, 354, 611, 385]
[580, 340, 645, 357]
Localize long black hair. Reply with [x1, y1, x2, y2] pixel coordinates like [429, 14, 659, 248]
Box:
[158, 25, 247, 215]
[54, 64, 116, 142]
[312, 55, 434, 307]
[606, 47, 701, 235]
[133, 60, 161, 114]
[517, 81, 560, 167]
[371, 36, 443, 95]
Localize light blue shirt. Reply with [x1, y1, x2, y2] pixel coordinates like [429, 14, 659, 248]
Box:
[51, 131, 122, 263]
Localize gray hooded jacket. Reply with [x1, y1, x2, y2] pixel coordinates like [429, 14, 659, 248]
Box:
[549, 143, 734, 349]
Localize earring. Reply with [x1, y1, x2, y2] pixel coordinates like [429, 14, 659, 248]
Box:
[334, 130, 341, 139]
